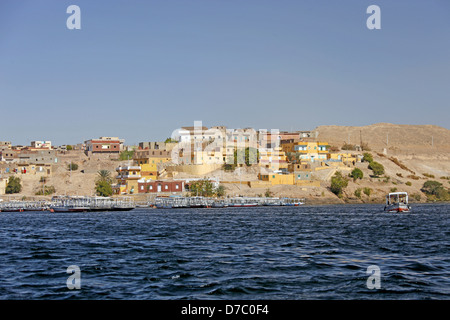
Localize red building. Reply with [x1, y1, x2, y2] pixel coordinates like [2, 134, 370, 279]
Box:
[85, 137, 124, 155]
[137, 180, 185, 194]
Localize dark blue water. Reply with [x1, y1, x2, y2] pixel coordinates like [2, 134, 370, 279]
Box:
[0, 204, 448, 300]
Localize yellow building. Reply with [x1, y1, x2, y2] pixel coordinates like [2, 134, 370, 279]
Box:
[259, 147, 289, 171]
[115, 166, 141, 194]
[329, 153, 357, 165]
[281, 141, 329, 162]
[134, 149, 171, 179]
[258, 173, 295, 185]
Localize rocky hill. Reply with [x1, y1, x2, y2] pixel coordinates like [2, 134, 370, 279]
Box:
[315, 123, 450, 155]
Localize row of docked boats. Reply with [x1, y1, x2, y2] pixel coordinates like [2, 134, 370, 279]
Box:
[0, 196, 136, 212]
[153, 196, 305, 209]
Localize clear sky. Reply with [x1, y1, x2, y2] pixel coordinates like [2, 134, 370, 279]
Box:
[1, 0, 449, 146]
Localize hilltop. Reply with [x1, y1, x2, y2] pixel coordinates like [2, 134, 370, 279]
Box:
[315, 123, 450, 155]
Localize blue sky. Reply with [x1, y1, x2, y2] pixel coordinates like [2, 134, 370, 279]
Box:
[1, 0, 449, 146]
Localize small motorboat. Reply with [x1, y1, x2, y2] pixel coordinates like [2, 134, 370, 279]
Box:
[384, 192, 411, 213]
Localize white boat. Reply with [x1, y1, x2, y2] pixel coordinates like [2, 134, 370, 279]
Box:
[384, 192, 411, 213]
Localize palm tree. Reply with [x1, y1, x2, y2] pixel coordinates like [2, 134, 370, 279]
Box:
[97, 170, 112, 184]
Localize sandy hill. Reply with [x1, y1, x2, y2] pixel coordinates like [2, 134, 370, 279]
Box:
[315, 123, 450, 155]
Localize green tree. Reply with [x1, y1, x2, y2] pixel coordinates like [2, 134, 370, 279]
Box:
[119, 150, 135, 161]
[420, 180, 450, 201]
[66, 145, 73, 151]
[164, 137, 178, 143]
[96, 180, 113, 197]
[215, 185, 226, 197]
[362, 153, 373, 163]
[350, 168, 363, 181]
[95, 170, 113, 197]
[97, 170, 112, 184]
[330, 171, 348, 198]
[189, 179, 215, 197]
[5, 177, 22, 194]
[368, 161, 384, 177]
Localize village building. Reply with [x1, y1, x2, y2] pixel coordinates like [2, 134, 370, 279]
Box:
[85, 137, 124, 155]
[113, 166, 142, 195]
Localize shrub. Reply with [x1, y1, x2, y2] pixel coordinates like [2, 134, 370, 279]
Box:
[368, 161, 384, 177]
[363, 187, 372, 197]
[35, 186, 56, 196]
[389, 157, 414, 174]
[396, 173, 403, 178]
[360, 142, 371, 151]
[423, 173, 435, 178]
[420, 180, 450, 201]
[68, 162, 78, 171]
[5, 177, 22, 194]
[405, 181, 412, 186]
[390, 187, 398, 193]
[350, 168, 363, 181]
[411, 193, 421, 201]
[354, 188, 362, 198]
[407, 175, 420, 180]
[362, 153, 373, 163]
[341, 142, 356, 151]
[265, 189, 273, 198]
[330, 171, 349, 198]
[66, 145, 73, 151]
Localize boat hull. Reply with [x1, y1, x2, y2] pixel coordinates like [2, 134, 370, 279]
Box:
[384, 204, 411, 213]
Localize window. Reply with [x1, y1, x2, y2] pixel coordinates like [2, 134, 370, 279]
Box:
[149, 186, 153, 190]
[165, 185, 168, 190]
[175, 185, 179, 189]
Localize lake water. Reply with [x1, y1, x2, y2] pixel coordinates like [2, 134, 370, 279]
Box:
[0, 204, 448, 300]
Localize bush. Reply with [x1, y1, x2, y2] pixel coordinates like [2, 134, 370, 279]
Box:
[420, 180, 450, 201]
[411, 193, 421, 201]
[5, 177, 22, 194]
[66, 145, 73, 151]
[389, 157, 414, 174]
[368, 161, 384, 177]
[350, 168, 363, 181]
[341, 142, 356, 151]
[396, 173, 403, 178]
[362, 153, 373, 163]
[265, 189, 273, 198]
[68, 162, 78, 171]
[330, 171, 349, 197]
[354, 188, 362, 198]
[407, 174, 420, 180]
[405, 181, 412, 186]
[363, 187, 372, 197]
[423, 173, 435, 178]
[35, 186, 56, 196]
[390, 187, 398, 193]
